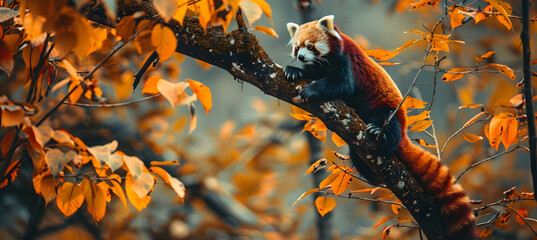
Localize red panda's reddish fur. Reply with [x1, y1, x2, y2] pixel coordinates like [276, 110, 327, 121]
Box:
[295, 21, 478, 239]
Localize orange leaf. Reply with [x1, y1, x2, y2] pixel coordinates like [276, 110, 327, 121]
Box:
[150, 166, 185, 199]
[463, 133, 483, 143]
[501, 116, 518, 149]
[331, 133, 347, 147]
[81, 178, 107, 222]
[391, 199, 402, 214]
[195, 59, 213, 70]
[410, 0, 441, 10]
[0, 159, 20, 188]
[126, 173, 151, 211]
[407, 111, 430, 126]
[240, 0, 263, 26]
[351, 187, 381, 194]
[450, 8, 466, 29]
[413, 138, 436, 148]
[315, 196, 336, 217]
[172, 0, 188, 25]
[150, 160, 180, 166]
[319, 172, 340, 189]
[52, 130, 74, 146]
[247, 0, 272, 18]
[33, 172, 57, 205]
[480, 51, 495, 60]
[56, 182, 84, 217]
[45, 148, 77, 176]
[157, 79, 191, 107]
[88, 141, 122, 171]
[153, 0, 178, 22]
[402, 96, 427, 110]
[330, 171, 352, 195]
[151, 24, 177, 62]
[365, 39, 419, 61]
[458, 104, 483, 109]
[516, 208, 528, 226]
[1, 129, 16, 156]
[252, 26, 278, 38]
[382, 226, 392, 240]
[373, 216, 393, 228]
[292, 188, 319, 207]
[124, 155, 155, 198]
[0, 105, 24, 127]
[409, 120, 433, 132]
[185, 79, 212, 114]
[116, 16, 135, 41]
[463, 111, 487, 127]
[332, 151, 350, 160]
[290, 105, 314, 121]
[305, 159, 327, 175]
[110, 179, 128, 210]
[141, 76, 161, 94]
[441, 68, 467, 82]
[486, 63, 516, 80]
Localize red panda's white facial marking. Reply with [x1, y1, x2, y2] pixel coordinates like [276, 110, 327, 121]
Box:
[287, 15, 340, 64]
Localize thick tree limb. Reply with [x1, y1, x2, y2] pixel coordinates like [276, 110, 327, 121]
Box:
[89, 1, 448, 239]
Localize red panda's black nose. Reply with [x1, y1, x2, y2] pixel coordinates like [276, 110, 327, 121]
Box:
[298, 55, 305, 62]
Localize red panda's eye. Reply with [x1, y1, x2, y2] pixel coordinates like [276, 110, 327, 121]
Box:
[307, 44, 313, 49]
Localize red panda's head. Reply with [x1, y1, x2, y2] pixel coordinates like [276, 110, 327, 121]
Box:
[287, 15, 342, 64]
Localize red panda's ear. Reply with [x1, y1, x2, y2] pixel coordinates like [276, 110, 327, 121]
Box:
[287, 23, 299, 38]
[317, 15, 342, 40]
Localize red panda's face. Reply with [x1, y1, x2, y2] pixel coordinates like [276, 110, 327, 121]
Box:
[287, 15, 342, 64]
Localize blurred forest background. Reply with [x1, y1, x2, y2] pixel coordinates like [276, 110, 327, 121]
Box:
[1, 0, 537, 239]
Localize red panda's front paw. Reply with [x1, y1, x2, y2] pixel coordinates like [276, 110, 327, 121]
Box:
[284, 66, 303, 81]
[364, 123, 387, 150]
[299, 85, 319, 102]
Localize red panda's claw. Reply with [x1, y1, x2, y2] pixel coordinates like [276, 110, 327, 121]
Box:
[284, 65, 303, 81]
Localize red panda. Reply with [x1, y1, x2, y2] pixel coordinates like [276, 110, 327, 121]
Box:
[285, 15, 477, 239]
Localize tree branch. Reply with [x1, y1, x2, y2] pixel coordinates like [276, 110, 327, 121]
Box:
[86, 2, 449, 239]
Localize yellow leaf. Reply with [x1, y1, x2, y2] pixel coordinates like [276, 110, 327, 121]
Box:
[142, 76, 162, 95]
[463, 133, 483, 143]
[150, 166, 185, 199]
[450, 8, 466, 29]
[407, 111, 430, 126]
[304, 159, 327, 175]
[110, 179, 128, 210]
[484, 0, 512, 30]
[458, 104, 483, 109]
[319, 172, 340, 189]
[151, 24, 177, 62]
[185, 79, 212, 114]
[252, 26, 278, 38]
[153, 0, 178, 22]
[45, 149, 77, 176]
[372, 216, 393, 228]
[114, 71, 134, 100]
[68, 81, 84, 105]
[172, 0, 188, 25]
[413, 138, 436, 148]
[156, 79, 191, 107]
[0, 105, 24, 127]
[315, 196, 336, 217]
[441, 68, 467, 81]
[292, 188, 319, 207]
[402, 96, 427, 110]
[409, 120, 433, 132]
[501, 116, 518, 149]
[486, 63, 516, 80]
[330, 171, 352, 196]
[150, 160, 180, 166]
[247, 0, 271, 18]
[290, 105, 314, 121]
[81, 178, 107, 222]
[240, 0, 263, 26]
[409, 0, 441, 10]
[331, 133, 347, 147]
[365, 39, 418, 61]
[56, 182, 84, 217]
[126, 173, 151, 211]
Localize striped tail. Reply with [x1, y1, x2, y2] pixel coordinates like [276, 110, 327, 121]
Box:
[396, 137, 478, 240]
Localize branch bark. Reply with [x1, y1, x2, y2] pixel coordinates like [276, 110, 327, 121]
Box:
[520, 0, 537, 201]
[89, 2, 448, 239]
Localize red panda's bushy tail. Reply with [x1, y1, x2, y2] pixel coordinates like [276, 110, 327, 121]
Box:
[396, 137, 477, 240]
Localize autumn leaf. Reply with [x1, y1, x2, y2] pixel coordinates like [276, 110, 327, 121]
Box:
[0, 104, 24, 127]
[391, 199, 402, 214]
[110, 178, 128, 210]
[304, 159, 327, 175]
[407, 111, 430, 126]
[409, 0, 441, 10]
[151, 24, 177, 62]
[88, 141, 123, 172]
[45, 148, 77, 176]
[240, 0, 263, 26]
[475, 51, 495, 63]
[157, 79, 194, 107]
[150, 166, 185, 199]
[185, 79, 212, 114]
[463, 133, 483, 143]
[441, 68, 467, 82]
[0, 159, 20, 188]
[450, 8, 466, 29]
[330, 171, 352, 195]
[248, 0, 272, 19]
[479, 226, 493, 238]
[486, 63, 515, 80]
[402, 96, 427, 110]
[52, 130, 75, 146]
[56, 182, 84, 217]
[516, 208, 528, 226]
[501, 116, 518, 149]
[413, 138, 436, 148]
[124, 155, 155, 198]
[382, 226, 392, 240]
[463, 111, 487, 127]
[292, 188, 320, 207]
[459, 104, 483, 109]
[0, 129, 16, 157]
[319, 172, 340, 189]
[409, 120, 433, 132]
[153, 0, 178, 22]
[315, 196, 336, 217]
[82, 178, 107, 222]
[126, 173, 151, 211]
[141, 76, 162, 94]
[365, 39, 418, 61]
[33, 172, 57, 205]
[331, 133, 347, 147]
[372, 216, 393, 228]
[150, 160, 180, 166]
[252, 26, 279, 38]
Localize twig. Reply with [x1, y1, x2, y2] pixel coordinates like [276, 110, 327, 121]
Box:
[520, 0, 537, 202]
[455, 146, 519, 183]
[452, 3, 537, 22]
[132, 51, 159, 91]
[64, 94, 161, 108]
[329, 192, 407, 208]
[503, 204, 537, 236]
[440, 118, 486, 158]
